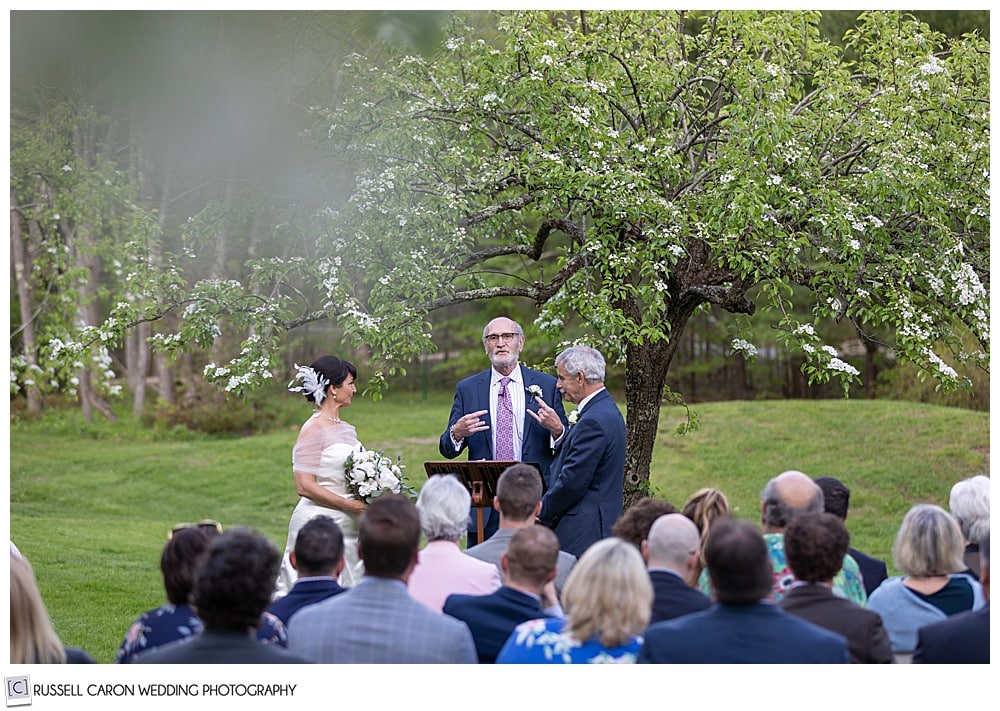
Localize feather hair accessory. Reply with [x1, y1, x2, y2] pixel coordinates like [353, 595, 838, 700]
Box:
[288, 363, 330, 406]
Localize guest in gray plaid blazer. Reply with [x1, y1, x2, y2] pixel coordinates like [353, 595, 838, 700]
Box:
[288, 494, 477, 663]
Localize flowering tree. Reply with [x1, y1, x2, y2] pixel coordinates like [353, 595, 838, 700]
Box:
[10, 104, 160, 420]
[309, 10, 988, 503]
[39, 10, 988, 504]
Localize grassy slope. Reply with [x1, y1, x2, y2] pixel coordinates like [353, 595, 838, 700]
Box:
[8, 394, 989, 661]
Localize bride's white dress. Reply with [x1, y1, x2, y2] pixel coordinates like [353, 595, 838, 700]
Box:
[275, 417, 366, 597]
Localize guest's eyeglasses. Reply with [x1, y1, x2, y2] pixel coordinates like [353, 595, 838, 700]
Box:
[168, 519, 223, 540]
[484, 332, 519, 344]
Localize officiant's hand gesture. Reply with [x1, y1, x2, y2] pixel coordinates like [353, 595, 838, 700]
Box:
[451, 409, 489, 442]
[527, 396, 565, 439]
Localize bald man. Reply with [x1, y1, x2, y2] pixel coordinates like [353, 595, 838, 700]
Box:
[641, 514, 711, 623]
[695, 471, 867, 606]
[760, 470, 868, 605]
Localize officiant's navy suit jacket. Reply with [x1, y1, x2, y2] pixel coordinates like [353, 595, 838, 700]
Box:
[439, 366, 566, 540]
[538, 388, 626, 558]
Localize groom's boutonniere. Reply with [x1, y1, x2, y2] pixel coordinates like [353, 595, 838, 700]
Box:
[526, 384, 544, 399]
[567, 409, 579, 426]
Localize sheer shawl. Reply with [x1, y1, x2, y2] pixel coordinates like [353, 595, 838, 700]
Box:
[292, 416, 359, 476]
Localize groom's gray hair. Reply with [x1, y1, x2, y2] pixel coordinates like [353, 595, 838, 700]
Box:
[556, 346, 605, 384]
[416, 473, 471, 542]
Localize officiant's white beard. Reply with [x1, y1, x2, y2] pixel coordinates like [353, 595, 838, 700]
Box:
[488, 348, 520, 373]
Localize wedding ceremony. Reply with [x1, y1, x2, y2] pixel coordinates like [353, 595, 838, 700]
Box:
[8, 8, 989, 705]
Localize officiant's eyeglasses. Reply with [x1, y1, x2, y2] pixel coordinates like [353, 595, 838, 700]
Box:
[484, 332, 519, 344]
[168, 519, 223, 540]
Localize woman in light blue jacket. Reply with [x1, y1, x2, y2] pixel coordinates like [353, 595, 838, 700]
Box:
[867, 504, 985, 662]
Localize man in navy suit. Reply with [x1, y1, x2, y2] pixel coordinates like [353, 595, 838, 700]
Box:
[444, 525, 563, 663]
[638, 519, 850, 664]
[641, 513, 711, 623]
[538, 345, 627, 558]
[814, 475, 888, 596]
[267, 516, 346, 626]
[914, 531, 989, 664]
[440, 317, 568, 544]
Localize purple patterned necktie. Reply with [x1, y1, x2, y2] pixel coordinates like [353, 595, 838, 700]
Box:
[495, 376, 515, 460]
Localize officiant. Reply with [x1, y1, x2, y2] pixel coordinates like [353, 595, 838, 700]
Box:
[438, 316, 569, 544]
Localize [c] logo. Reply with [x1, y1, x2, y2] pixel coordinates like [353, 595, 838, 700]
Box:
[5, 677, 31, 707]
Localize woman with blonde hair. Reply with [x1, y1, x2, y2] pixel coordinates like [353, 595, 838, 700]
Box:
[682, 487, 732, 586]
[867, 503, 985, 662]
[496, 538, 652, 663]
[10, 552, 94, 663]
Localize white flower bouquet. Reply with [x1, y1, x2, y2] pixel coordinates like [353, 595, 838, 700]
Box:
[344, 449, 417, 503]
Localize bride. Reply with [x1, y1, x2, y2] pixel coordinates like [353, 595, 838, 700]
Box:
[275, 355, 368, 597]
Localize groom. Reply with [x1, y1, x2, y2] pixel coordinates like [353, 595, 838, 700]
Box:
[440, 316, 568, 544]
[538, 345, 627, 558]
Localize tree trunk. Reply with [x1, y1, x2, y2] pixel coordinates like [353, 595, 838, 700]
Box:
[133, 321, 151, 416]
[9, 188, 42, 414]
[621, 303, 700, 509]
[730, 355, 748, 399]
[863, 337, 878, 399]
[154, 164, 176, 406]
[63, 215, 117, 424]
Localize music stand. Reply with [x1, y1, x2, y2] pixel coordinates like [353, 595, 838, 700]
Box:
[424, 461, 538, 543]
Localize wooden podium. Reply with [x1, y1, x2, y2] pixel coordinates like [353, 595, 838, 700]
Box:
[424, 460, 540, 543]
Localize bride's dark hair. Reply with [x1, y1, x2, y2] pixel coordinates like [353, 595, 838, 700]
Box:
[305, 355, 358, 404]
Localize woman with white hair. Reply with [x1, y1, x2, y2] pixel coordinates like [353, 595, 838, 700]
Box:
[867, 503, 986, 662]
[496, 537, 653, 663]
[949, 474, 990, 579]
[407, 474, 501, 612]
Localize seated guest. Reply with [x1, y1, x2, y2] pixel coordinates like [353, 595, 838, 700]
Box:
[10, 552, 95, 663]
[465, 463, 577, 598]
[288, 494, 477, 663]
[868, 504, 985, 662]
[408, 474, 501, 612]
[780, 512, 892, 663]
[496, 537, 652, 664]
[640, 513, 711, 623]
[814, 475, 888, 596]
[116, 523, 287, 663]
[138, 528, 308, 663]
[611, 496, 678, 549]
[914, 531, 989, 664]
[445, 526, 563, 663]
[639, 519, 850, 664]
[267, 516, 346, 626]
[697, 470, 866, 605]
[681, 487, 731, 586]
[948, 474, 990, 580]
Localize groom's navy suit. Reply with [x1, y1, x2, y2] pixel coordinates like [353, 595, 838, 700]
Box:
[538, 388, 626, 558]
[440, 365, 565, 542]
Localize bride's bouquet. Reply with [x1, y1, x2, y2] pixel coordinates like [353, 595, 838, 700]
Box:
[344, 448, 417, 503]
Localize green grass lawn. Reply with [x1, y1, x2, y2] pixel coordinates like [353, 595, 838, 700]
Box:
[8, 393, 989, 662]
